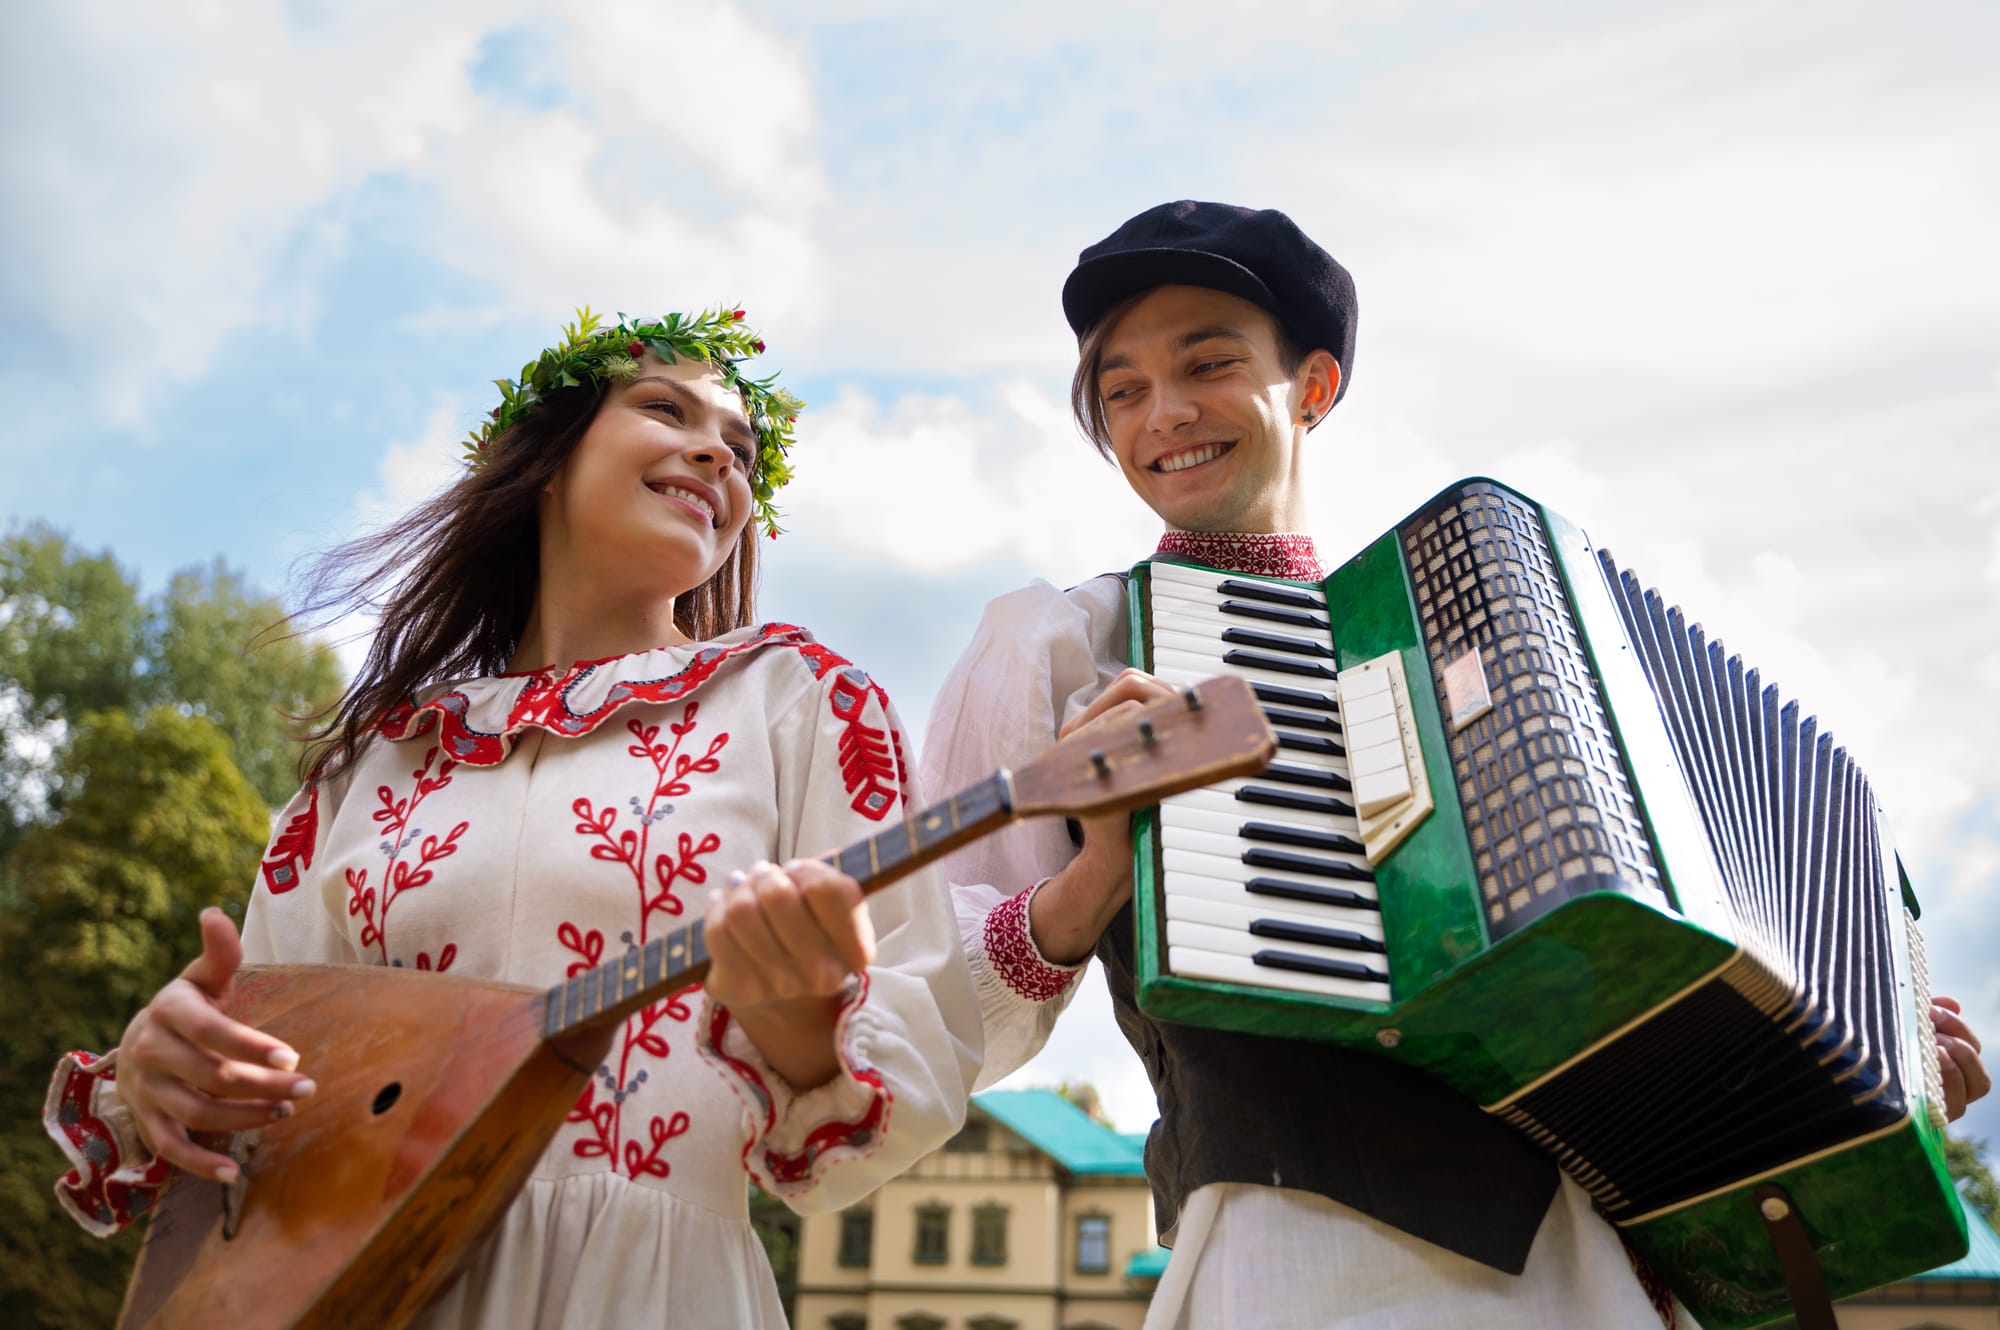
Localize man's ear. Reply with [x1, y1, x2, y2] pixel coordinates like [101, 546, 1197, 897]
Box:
[1296, 349, 1341, 428]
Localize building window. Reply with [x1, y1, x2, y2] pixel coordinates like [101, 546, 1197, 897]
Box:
[1075, 1213, 1111, 1274]
[967, 1318, 1019, 1330]
[944, 1120, 990, 1152]
[837, 1208, 873, 1268]
[896, 1315, 946, 1330]
[913, 1202, 950, 1265]
[971, 1202, 1009, 1266]
[828, 1316, 867, 1330]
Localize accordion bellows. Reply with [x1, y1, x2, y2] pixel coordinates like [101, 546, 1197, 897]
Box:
[1128, 478, 1966, 1329]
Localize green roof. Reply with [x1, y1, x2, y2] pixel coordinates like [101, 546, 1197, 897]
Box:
[972, 1089, 1146, 1177]
[1913, 1203, 2000, 1281]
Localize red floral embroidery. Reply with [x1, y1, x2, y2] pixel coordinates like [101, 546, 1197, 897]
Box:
[259, 782, 320, 894]
[562, 702, 723, 1178]
[1153, 530, 1326, 581]
[793, 644, 910, 819]
[45, 1052, 170, 1237]
[343, 746, 468, 964]
[706, 975, 890, 1187]
[985, 884, 1081, 1002]
[378, 624, 814, 766]
[828, 670, 899, 822]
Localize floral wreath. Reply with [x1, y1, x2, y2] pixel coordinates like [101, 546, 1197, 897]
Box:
[463, 306, 804, 536]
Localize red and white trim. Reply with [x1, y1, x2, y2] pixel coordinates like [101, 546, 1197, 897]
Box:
[1153, 530, 1325, 581]
[697, 975, 892, 1197]
[378, 623, 816, 766]
[983, 880, 1084, 1003]
[44, 1050, 170, 1238]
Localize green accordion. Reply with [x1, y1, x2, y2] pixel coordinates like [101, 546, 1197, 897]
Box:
[1128, 477, 1967, 1328]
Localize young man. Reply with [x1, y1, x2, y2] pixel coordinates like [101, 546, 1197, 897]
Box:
[919, 201, 1990, 1329]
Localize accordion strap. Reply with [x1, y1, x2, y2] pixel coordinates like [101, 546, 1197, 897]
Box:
[1754, 1184, 1838, 1330]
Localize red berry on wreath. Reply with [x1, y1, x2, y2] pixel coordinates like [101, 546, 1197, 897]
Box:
[628, 341, 644, 356]
[751, 339, 765, 353]
[732, 309, 746, 321]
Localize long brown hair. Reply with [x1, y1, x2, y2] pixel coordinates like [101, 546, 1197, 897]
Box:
[297, 378, 760, 785]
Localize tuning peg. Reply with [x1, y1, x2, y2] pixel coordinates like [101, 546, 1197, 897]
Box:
[1183, 687, 1203, 711]
[1138, 718, 1156, 745]
[1091, 750, 1111, 779]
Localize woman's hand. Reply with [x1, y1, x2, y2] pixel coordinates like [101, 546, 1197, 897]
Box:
[113, 908, 315, 1183]
[1934, 995, 1991, 1120]
[703, 859, 875, 1091]
[1027, 668, 1179, 965]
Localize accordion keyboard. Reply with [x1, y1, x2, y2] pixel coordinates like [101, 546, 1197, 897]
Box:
[1145, 561, 1394, 1003]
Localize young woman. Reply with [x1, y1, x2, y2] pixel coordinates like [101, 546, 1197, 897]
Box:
[42, 309, 981, 1328]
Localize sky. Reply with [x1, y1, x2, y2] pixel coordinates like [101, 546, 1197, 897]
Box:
[3, 1, 1996, 1153]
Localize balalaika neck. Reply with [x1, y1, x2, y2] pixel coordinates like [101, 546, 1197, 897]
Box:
[540, 769, 1016, 1041]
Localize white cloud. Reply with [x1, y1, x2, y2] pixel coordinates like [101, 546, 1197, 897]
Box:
[0, 1, 828, 419]
[780, 382, 1158, 580]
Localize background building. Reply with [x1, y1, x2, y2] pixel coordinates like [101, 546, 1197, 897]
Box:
[780, 1089, 1168, 1330]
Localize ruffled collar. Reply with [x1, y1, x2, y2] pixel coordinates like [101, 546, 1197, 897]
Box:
[1153, 530, 1325, 581]
[376, 622, 818, 767]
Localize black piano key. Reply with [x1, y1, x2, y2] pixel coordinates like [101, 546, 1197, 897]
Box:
[1243, 847, 1373, 882]
[1261, 704, 1341, 733]
[1221, 626, 1334, 659]
[1252, 948, 1389, 984]
[1277, 731, 1345, 758]
[1236, 785, 1356, 818]
[1247, 876, 1380, 911]
[1241, 821, 1366, 856]
[1218, 578, 1326, 610]
[1220, 599, 1330, 632]
[1249, 918, 1387, 953]
[1252, 683, 1340, 712]
[1225, 648, 1337, 680]
[1258, 762, 1353, 794]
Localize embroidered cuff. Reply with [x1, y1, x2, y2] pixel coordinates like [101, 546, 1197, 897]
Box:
[981, 879, 1085, 1003]
[697, 974, 892, 1197]
[44, 1050, 170, 1238]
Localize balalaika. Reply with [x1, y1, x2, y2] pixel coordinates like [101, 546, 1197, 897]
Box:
[1128, 477, 1967, 1330]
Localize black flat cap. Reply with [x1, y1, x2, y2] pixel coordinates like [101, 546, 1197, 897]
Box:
[1062, 200, 1356, 403]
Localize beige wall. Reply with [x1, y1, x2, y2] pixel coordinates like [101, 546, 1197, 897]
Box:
[791, 1114, 1160, 1330]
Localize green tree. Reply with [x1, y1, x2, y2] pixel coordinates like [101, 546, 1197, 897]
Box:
[0, 526, 149, 869]
[152, 559, 344, 807]
[1, 527, 344, 846]
[0, 706, 270, 1329]
[1947, 1131, 1999, 1227]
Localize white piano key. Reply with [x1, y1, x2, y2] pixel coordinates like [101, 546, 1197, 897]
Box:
[1153, 649, 1341, 699]
[1163, 843, 1374, 884]
[1164, 887, 1386, 938]
[1159, 866, 1381, 916]
[1167, 946, 1391, 1002]
[1167, 785, 1364, 837]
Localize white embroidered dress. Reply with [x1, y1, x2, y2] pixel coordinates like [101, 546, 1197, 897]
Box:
[46, 623, 981, 1330]
[921, 534, 1692, 1330]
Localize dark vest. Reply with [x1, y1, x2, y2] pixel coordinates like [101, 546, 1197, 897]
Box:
[1094, 902, 1558, 1273]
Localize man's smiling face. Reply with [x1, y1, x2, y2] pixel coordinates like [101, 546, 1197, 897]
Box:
[1095, 284, 1315, 534]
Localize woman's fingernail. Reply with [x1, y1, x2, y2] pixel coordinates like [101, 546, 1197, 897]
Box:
[269, 1102, 294, 1122]
[727, 870, 747, 888]
[292, 1078, 318, 1098]
[215, 1163, 240, 1185]
[268, 1047, 300, 1072]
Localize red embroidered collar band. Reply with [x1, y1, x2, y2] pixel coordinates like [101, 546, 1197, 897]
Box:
[1152, 530, 1325, 582]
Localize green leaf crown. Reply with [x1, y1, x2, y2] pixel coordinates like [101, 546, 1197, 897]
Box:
[464, 306, 804, 536]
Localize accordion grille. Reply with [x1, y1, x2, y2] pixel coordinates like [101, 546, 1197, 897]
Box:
[1400, 482, 1664, 937]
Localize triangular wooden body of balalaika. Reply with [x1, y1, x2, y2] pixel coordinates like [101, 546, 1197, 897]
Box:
[118, 964, 616, 1330]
